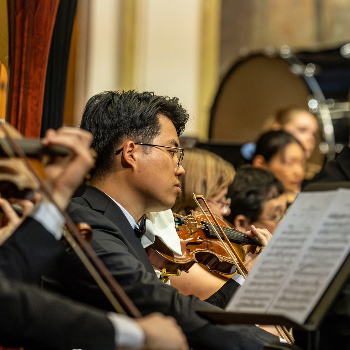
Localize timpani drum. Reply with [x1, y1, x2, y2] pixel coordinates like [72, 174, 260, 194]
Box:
[209, 45, 350, 165]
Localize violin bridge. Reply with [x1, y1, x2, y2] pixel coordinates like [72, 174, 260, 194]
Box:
[173, 214, 198, 235]
[184, 214, 198, 235]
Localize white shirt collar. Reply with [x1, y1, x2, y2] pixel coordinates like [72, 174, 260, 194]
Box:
[105, 194, 182, 256]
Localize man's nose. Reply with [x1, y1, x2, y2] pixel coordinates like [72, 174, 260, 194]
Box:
[175, 164, 185, 177]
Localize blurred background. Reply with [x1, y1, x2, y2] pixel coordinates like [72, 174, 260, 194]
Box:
[1, 0, 350, 169]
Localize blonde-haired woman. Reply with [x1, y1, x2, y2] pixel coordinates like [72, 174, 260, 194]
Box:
[173, 148, 235, 218]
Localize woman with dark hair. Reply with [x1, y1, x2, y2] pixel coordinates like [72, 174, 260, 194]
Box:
[252, 130, 305, 205]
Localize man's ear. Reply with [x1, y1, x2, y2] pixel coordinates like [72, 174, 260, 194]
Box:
[233, 214, 251, 232]
[252, 155, 267, 170]
[120, 141, 137, 168]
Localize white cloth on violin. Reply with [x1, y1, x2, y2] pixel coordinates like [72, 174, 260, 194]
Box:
[141, 209, 182, 256]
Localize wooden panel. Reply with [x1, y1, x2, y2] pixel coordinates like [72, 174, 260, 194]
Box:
[0, 0, 9, 69]
[0, 62, 8, 120]
[6, 0, 60, 138]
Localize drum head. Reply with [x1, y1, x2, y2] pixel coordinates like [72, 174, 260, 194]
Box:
[210, 54, 311, 143]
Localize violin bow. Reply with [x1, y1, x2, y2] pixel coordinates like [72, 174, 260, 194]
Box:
[192, 194, 248, 277]
[193, 194, 294, 344]
[0, 122, 141, 318]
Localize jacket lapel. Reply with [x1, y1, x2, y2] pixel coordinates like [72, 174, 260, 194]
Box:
[82, 186, 155, 273]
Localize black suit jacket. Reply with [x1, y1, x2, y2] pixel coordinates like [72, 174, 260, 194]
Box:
[0, 217, 115, 350]
[45, 186, 278, 350]
[0, 216, 65, 283]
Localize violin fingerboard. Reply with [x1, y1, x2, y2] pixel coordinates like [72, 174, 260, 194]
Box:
[201, 222, 262, 246]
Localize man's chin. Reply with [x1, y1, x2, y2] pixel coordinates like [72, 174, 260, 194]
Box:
[148, 200, 176, 214]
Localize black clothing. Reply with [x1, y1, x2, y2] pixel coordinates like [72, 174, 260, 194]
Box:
[0, 273, 115, 350]
[46, 186, 278, 350]
[298, 147, 350, 348]
[0, 216, 64, 283]
[281, 283, 350, 350]
[0, 217, 115, 350]
[309, 146, 350, 183]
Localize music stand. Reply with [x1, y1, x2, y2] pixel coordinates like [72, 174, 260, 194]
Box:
[198, 183, 350, 350]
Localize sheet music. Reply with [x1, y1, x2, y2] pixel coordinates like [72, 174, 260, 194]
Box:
[226, 189, 350, 324]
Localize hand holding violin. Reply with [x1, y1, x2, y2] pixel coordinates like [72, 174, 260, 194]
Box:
[244, 225, 272, 272]
[245, 225, 272, 247]
[41, 127, 95, 210]
[0, 198, 34, 245]
[0, 127, 95, 245]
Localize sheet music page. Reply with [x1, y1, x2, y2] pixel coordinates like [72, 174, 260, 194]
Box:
[226, 189, 350, 324]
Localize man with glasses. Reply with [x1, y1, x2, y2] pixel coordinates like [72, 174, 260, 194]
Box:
[45, 90, 277, 350]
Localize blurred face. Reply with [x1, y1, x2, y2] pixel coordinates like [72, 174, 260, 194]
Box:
[251, 193, 287, 234]
[283, 111, 318, 159]
[206, 187, 231, 218]
[265, 143, 305, 200]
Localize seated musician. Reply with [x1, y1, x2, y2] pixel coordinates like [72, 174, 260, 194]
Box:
[252, 130, 306, 205]
[242, 107, 318, 162]
[44, 90, 279, 350]
[170, 148, 271, 300]
[226, 165, 287, 236]
[0, 127, 187, 350]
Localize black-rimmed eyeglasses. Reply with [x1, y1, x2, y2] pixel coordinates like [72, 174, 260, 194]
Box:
[115, 143, 185, 167]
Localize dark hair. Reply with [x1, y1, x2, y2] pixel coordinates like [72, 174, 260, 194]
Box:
[80, 90, 189, 178]
[227, 165, 284, 223]
[254, 130, 304, 163]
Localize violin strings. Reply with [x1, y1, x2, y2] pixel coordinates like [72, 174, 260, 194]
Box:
[192, 193, 294, 344]
[192, 194, 248, 278]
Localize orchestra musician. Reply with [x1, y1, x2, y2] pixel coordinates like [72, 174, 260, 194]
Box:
[170, 148, 272, 300]
[227, 165, 287, 236]
[263, 107, 318, 160]
[252, 130, 306, 205]
[44, 90, 279, 350]
[172, 147, 235, 218]
[241, 107, 318, 162]
[0, 127, 188, 350]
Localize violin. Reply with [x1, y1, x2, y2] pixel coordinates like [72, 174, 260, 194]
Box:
[146, 210, 261, 280]
[147, 196, 295, 344]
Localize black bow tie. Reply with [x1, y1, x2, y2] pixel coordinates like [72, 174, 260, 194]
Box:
[134, 218, 146, 238]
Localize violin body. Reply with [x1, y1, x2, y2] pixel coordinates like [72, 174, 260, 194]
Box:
[178, 212, 245, 276]
[145, 236, 195, 275]
[146, 211, 261, 277]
